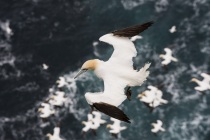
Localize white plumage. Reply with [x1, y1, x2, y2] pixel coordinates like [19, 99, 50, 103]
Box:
[151, 120, 165, 133]
[85, 33, 150, 107]
[38, 103, 55, 118]
[191, 73, 210, 91]
[160, 48, 178, 65]
[49, 91, 66, 107]
[169, 25, 176, 33]
[56, 77, 67, 88]
[92, 111, 106, 124]
[107, 118, 127, 134]
[46, 127, 64, 140]
[137, 86, 168, 108]
[130, 35, 143, 41]
[82, 114, 94, 132]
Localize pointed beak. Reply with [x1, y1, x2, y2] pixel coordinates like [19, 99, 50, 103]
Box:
[74, 69, 87, 79]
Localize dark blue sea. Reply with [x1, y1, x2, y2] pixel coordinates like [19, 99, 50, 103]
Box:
[0, 0, 210, 139]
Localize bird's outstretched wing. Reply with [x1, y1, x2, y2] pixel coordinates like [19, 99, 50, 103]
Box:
[99, 21, 154, 69]
[112, 21, 154, 37]
[93, 102, 130, 123]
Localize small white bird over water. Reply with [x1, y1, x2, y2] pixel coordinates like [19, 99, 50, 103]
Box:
[82, 114, 94, 133]
[49, 91, 67, 107]
[92, 111, 106, 125]
[74, 21, 154, 123]
[151, 120, 165, 133]
[38, 103, 55, 118]
[56, 77, 67, 88]
[107, 118, 127, 137]
[46, 127, 64, 140]
[42, 63, 49, 70]
[191, 73, 210, 92]
[160, 48, 178, 65]
[169, 25, 176, 33]
[137, 86, 168, 109]
[130, 35, 143, 42]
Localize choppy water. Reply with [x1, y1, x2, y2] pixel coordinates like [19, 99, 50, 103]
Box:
[0, 0, 210, 140]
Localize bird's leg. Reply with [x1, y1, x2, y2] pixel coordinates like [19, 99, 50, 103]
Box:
[89, 105, 94, 113]
[125, 87, 132, 101]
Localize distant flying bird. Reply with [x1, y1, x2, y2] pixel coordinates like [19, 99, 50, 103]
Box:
[137, 86, 168, 110]
[159, 48, 178, 65]
[92, 111, 106, 124]
[0, 20, 13, 40]
[169, 25, 176, 33]
[38, 103, 55, 118]
[151, 120, 165, 133]
[82, 114, 94, 133]
[191, 73, 210, 92]
[42, 63, 49, 70]
[46, 127, 64, 140]
[56, 77, 67, 88]
[107, 118, 127, 138]
[130, 35, 143, 41]
[74, 21, 153, 123]
[49, 91, 66, 107]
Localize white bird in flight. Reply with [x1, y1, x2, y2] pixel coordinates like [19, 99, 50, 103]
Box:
[191, 73, 210, 92]
[169, 25, 176, 33]
[56, 77, 67, 88]
[74, 21, 154, 123]
[151, 120, 165, 133]
[82, 114, 94, 133]
[38, 103, 55, 118]
[107, 118, 127, 137]
[42, 63, 49, 70]
[92, 111, 106, 125]
[49, 91, 67, 107]
[159, 48, 178, 65]
[46, 127, 64, 140]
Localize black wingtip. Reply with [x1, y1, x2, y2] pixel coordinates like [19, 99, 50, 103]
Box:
[93, 102, 131, 123]
[112, 21, 154, 37]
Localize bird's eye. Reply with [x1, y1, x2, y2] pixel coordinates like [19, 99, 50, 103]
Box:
[82, 68, 88, 71]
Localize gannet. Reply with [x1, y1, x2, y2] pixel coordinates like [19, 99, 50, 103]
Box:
[82, 114, 95, 134]
[107, 118, 127, 138]
[38, 103, 55, 118]
[46, 127, 64, 140]
[191, 73, 210, 91]
[169, 25, 176, 33]
[74, 21, 154, 123]
[137, 86, 168, 109]
[151, 120, 165, 133]
[92, 111, 106, 124]
[130, 35, 143, 42]
[56, 77, 67, 88]
[49, 91, 66, 107]
[159, 48, 178, 65]
[42, 63, 49, 70]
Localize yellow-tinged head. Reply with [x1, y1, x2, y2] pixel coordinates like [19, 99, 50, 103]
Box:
[190, 78, 198, 82]
[159, 54, 164, 58]
[106, 124, 111, 128]
[137, 92, 145, 98]
[74, 59, 98, 79]
[46, 133, 52, 138]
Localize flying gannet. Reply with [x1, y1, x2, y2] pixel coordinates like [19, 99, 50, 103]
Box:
[107, 118, 127, 138]
[42, 63, 49, 70]
[82, 114, 94, 133]
[46, 126, 64, 140]
[191, 73, 210, 92]
[169, 25, 176, 33]
[137, 86, 168, 110]
[74, 21, 154, 123]
[38, 103, 55, 118]
[49, 91, 67, 107]
[151, 120, 165, 133]
[159, 48, 178, 65]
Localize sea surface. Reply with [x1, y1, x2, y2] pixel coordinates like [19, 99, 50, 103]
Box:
[0, 0, 210, 140]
